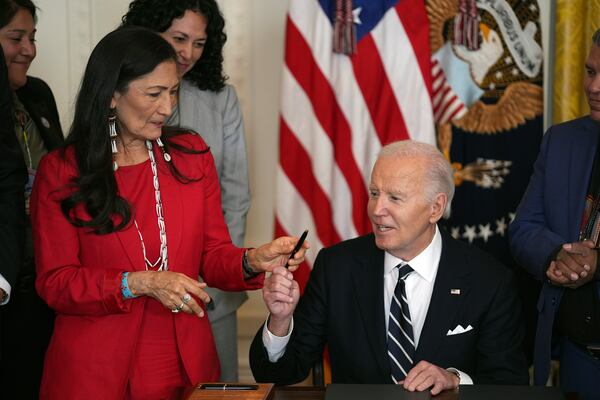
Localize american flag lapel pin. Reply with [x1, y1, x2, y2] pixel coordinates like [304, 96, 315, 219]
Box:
[450, 289, 461, 295]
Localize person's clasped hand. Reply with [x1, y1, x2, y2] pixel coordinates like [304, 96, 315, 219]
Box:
[547, 240, 597, 289]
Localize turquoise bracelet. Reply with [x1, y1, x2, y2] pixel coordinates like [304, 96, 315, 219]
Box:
[120, 272, 137, 299]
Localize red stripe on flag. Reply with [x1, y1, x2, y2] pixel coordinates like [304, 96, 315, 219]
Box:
[279, 118, 343, 246]
[444, 102, 465, 123]
[351, 34, 410, 145]
[432, 73, 443, 92]
[436, 93, 459, 122]
[285, 17, 371, 235]
[433, 85, 451, 111]
[394, 0, 432, 96]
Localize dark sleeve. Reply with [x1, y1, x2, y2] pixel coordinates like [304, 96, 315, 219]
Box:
[0, 46, 26, 288]
[509, 128, 566, 281]
[250, 251, 329, 385]
[16, 76, 64, 148]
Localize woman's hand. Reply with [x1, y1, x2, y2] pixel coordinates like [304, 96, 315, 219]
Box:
[127, 271, 211, 317]
[246, 235, 310, 273]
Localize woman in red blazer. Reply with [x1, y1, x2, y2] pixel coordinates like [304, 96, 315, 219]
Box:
[30, 27, 307, 400]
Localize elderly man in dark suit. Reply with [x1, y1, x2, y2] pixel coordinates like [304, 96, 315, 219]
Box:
[250, 140, 528, 395]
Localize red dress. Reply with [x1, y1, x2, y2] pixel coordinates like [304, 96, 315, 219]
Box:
[31, 134, 263, 399]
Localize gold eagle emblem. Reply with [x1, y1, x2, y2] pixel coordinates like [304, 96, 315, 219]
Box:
[427, 0, 543, 187]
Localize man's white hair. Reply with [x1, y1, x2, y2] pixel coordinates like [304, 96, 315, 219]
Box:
[377, 140, 455, 215]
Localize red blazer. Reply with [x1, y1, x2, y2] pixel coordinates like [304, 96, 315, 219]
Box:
[31, 134, 262, 399]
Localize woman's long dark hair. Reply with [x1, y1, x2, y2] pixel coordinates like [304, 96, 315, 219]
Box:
[0, 0, 36, 29]
[121, 0, 227, 92]
[61, 27, 204, 235]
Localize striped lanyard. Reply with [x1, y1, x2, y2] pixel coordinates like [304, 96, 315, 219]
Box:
[15, 109, 33, 169]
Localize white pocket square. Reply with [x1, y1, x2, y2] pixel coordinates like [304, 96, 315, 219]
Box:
[446, 324, 473, 336]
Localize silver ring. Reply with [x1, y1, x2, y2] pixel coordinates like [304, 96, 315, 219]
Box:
[172, 302, 185, 313]
[182, 293, 192, 304]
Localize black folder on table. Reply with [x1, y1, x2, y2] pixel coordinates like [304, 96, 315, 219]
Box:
[325, 384, 430, 400]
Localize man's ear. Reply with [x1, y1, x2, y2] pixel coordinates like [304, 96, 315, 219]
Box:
[429, 193, 448, 224]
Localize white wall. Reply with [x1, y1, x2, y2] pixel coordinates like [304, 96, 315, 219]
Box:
[29, 0, 128, 130]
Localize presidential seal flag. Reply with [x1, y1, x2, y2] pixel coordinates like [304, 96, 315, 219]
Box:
[276, 0, 436, 290]
[427, 0, 543, 263]
[426, 0, 543, 360]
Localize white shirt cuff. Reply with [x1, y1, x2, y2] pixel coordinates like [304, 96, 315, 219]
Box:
[0, 274, 11, 306]
[447, 367, 473, 385]
[261, 315, 294, 362]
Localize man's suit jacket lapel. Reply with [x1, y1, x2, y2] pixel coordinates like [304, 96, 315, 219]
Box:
[415, 229, 471, 362]
[349, 235, 391, 380]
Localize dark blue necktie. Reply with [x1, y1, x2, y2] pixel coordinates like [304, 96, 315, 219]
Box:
[387, 263, 415, 383]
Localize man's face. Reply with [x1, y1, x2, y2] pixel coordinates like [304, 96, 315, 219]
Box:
[367, 156, 445, 261]
[584, 44, 600, 122]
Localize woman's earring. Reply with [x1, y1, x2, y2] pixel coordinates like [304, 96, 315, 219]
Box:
[108, 115, 118, 171]
[155, 137, 171, 162]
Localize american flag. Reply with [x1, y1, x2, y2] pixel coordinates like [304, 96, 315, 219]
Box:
[431, 58, 467, 125]
[275, 0, 436, 290]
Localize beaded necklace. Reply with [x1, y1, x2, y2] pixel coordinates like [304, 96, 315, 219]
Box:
[133, 139, 170, 271]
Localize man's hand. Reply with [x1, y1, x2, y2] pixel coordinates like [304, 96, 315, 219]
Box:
[401, 360, 459, 395]
[547, 241, 597, 288]
[263, 266, 300, 336]
[0, 288, 7, 303]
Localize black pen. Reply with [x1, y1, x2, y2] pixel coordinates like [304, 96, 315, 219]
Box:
[200, 384, 259, 390]
[286, 229, 309, 268]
